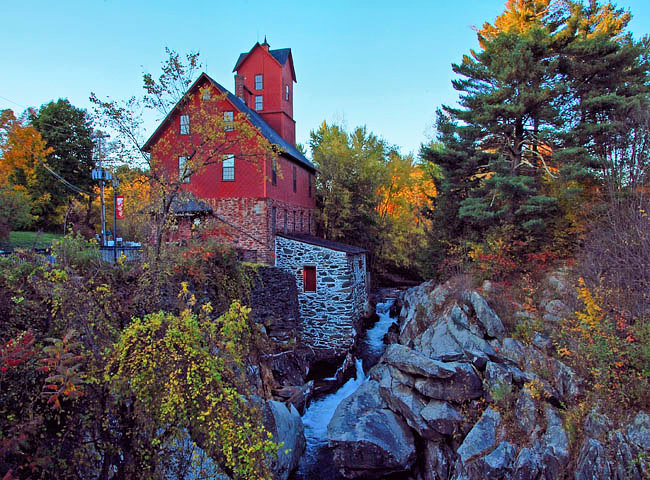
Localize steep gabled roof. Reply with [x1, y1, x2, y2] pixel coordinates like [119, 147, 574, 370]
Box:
[141, 73, 314, 172]
[233, 44, 296, 82]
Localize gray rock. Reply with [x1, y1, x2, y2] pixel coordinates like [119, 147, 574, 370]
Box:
[421, 400, 463, 436]
[498, 337, 528, 366]
[583, 407, 612, 439]
[328, 380, 416, 478]
[575, 439, 613, 480]
[383, 344, 457, 379]
[414, 362, 483, 402]
[626, 411, 650, 451]
[423, 442, 455, 480]
[485, 361, 513, 388]
[540, 406, 569, 479]
[466, 441, 516, 478]
[467, 291, 506, 339]
[415, 313, 496, 367]
[378, 379, 439, 440]
[532, 332, 552, 352]
[513, 447, 541, 480]
[457, 407, 501, 464]
[514, 390, 537, 436]
[263, 401, 306, 480]
[609, 430, 646, 480]
[545, 299, 570, 317]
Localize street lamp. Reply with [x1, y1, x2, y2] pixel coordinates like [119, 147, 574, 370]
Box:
[112, 176, 119, 262]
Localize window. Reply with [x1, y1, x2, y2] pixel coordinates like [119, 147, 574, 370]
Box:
[255, 74, 263, 90]
[271, 159, 277, 186]
[271, 206, 277, 232]
[293, 211, 296, 232]
[293, 166, 297, 193]
[300, 212, 304, 232]
[255, 95, 263, 111]
[285, 85, 289, 101]
[222, 154, 235, 181]
[308, 212, 311, 234]
[178, 156, 190, 183]
[303, 266, 316, 292]
[224, 111, 234, 131]
[283, 209, 287, 233]
[308, 174, 312, 197]
[180, 115, 190, 135]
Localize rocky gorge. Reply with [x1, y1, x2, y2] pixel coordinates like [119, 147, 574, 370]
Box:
[323, 278, 650, 480]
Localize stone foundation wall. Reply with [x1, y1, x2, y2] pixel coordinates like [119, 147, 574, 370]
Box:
[275, 236, 368, 361]
[247, 265, 300, 343]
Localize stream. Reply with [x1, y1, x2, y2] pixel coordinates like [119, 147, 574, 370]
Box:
[290, 297, 398, 480]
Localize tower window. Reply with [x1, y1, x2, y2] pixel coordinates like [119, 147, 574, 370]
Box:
[180, 115, 189, 135]
[303, 266, 316, 292]
[285, 85, 289, 101]
[255, 74, 263, 90]
[255, 95, 263, 111]
[222, 154, 235, 181]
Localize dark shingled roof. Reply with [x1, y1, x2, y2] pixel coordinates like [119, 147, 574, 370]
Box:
[233, 46, 292, 72]
[277, 233, 366, 254]
[142, 73, 314, 172]
[170, 192, 213, 216]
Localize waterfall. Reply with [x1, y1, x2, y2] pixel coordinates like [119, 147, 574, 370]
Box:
[291, 298, 397, 479]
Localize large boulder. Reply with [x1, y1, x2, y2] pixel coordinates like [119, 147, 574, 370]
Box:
[466, 291, 506, 339]
[457, 407, 501, 464]
[575, 439, 613, 480]
[413, 362, 483, 402]
[383, 344, 457, 379]
[328, 380, 416, 478]
[263, 400, 306, 480]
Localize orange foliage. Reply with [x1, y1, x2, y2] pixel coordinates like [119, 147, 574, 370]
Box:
[0, 109, 53, 186]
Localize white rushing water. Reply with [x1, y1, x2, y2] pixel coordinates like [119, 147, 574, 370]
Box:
[291, 298, 397, 479]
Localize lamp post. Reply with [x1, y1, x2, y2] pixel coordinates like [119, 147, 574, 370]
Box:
[112, 176, 119, 262]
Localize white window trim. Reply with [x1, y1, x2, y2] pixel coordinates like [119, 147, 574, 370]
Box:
[255, 95, 263, 111]
[222, 154, 235, 181]
[255, 74, 263, 90]
[180, 114, 190, 135]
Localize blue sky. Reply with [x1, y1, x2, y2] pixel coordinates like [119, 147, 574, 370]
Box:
[1, 0, 648, 158]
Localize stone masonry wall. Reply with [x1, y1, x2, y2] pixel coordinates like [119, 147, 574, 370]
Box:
[348, 252, 370, 317]
[275, 236, 367, 362]
[247, 265, 300, 343]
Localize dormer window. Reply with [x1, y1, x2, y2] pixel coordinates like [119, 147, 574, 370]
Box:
[255, 74, 263, 90]
[255, 95, 263, 111]
[180, 115, 190, 135]
[224, 111, 234, 131]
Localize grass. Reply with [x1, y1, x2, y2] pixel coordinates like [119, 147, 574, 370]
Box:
[7, 231, 64, 249]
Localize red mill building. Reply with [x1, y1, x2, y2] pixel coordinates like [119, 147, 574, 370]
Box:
[143, 40, 316, 264]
